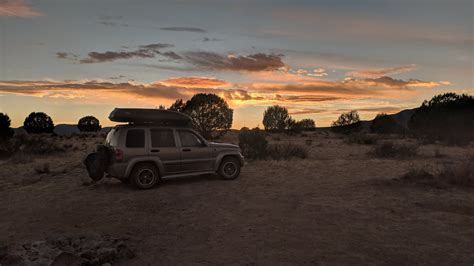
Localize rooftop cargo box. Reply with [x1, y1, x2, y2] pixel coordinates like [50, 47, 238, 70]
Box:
[109, 108, 192, 126]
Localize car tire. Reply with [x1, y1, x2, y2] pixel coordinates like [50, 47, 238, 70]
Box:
[130, 163, 159, 189]
[218, 157, 241, 180]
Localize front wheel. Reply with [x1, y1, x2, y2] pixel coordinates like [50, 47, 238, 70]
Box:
[130, 163, 159, 189]
[218, 157, 241, 180]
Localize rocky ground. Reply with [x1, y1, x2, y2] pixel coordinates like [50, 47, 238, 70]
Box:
[0, 131, 473, 265]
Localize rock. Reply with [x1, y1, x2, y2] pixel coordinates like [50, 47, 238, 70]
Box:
[97, 248, 117, 264]
[0, 245, 8, 259]
[0, 254, 27, 265]
[116, 244, 135, 260]
[51, 252, 84, 266]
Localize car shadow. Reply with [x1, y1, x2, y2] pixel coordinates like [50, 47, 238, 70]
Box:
[159, 174, 221, 187]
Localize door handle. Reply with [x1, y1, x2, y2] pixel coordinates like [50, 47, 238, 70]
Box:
[150, 149, 160, 153]
[182, 148, 191, 152]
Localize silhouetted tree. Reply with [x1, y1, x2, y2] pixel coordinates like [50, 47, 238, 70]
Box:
[23, 112, 54, 134]
[299, 118, 316, 130]
[331, 110, 361, 133]
[168, 99, 186, 112]
[78, 116, 102, 132]
[183, 94, 233, 139]
[0, 113, 14, 141]
[263, 105, 291, 132]
[408, 93, 474, 145]
[370, 113, 404, 134]
[158, 104, 166, 110]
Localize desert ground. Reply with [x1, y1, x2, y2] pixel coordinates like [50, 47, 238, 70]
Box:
[1, 131, 473, 265]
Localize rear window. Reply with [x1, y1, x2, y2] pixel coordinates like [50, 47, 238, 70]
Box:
[151, 129, 176, 147]
[126, 129, 145, 148]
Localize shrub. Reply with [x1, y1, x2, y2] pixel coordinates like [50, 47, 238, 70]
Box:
[23, 112, 54, 134]
[299, 118, 316, 131]
[408, 93, 474, 145]
[238, 127, 268, 159]
[346, 133, 378, 145]
[266, 143, 308, 160]
[331, 111, 361, 134]
[370, 113, 404, 134]
[78, 116, 101, 132]
[263, 105, 291, 132]
[34, 163, 50, 174]
[372, 141, 418, 158]
[0, 113, 14, 141]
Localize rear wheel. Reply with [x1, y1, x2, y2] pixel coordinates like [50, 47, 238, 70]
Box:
[130, 163, 159, 189]
[218, 157, 241, 180]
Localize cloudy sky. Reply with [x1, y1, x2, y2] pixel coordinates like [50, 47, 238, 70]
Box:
[0, 0, 472, 128]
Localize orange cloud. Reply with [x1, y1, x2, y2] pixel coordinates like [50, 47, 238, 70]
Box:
[347, 64, 417, 78]
[0, 0, 41, 17]
[160, 77, 229, 88]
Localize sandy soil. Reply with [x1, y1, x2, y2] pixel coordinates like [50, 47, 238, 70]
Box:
[1, 132, 473, 265]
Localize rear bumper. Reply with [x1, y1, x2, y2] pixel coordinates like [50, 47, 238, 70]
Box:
[106, 163, 128, 179]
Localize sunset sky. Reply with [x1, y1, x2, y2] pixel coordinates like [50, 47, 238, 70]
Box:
[0, 0, 472, 128]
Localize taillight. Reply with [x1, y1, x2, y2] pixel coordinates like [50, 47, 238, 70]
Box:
[115, 148, 124, 162]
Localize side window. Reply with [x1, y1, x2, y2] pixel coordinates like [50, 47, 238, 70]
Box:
[178, 131, 204, 147]
[151, 129, 176, 147]
[126, 129, 145, 148]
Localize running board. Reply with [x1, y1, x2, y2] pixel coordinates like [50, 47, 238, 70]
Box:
[161, 171, 216, 179]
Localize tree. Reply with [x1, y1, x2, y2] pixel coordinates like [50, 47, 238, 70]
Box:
[78, 116, 102, 132]
[262, 105, 291, 132]
[331, 110, 361, 133]
[299, 118, 316, 130]
[370, 113, 404, 134]
[23, 112, 54, 134]
[408, 93, 474, 145]
[183, 94, 233, 139]
[0, 113, 14, 141]
[168, 99, 186, 112]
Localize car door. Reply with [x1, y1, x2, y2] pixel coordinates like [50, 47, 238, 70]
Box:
[149, 128, 182, 175]
[177, 129, 213, 172]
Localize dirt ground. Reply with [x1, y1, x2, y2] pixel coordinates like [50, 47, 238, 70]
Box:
[1, 131, 473, 265]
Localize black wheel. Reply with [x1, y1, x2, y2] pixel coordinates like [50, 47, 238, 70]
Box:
[218, 157, 241, 180]
[130, 163, 159, 189]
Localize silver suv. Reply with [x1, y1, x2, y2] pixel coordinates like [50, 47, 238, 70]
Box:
[85, 124, 244, 189]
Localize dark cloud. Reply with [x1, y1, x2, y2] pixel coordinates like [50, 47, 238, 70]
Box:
[55, 52, 78, 60]
[66, 43, 174, 64]
[203, 37, 223, 42]
[183, 52, 286, 71]
[160, 27, 207, 33]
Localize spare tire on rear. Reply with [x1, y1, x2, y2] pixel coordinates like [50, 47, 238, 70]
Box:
[84, 145, 110, 181]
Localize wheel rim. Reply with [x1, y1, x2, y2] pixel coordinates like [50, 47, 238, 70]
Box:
[223, 162, 237, 177]
[137, 169, 155, 187]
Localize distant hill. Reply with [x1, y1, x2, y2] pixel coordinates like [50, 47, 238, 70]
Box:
[14, 124, 112, 135]
[12, 108, 418, 134]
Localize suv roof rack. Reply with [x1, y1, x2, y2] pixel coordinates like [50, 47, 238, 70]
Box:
[109, 108, 192, 126]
